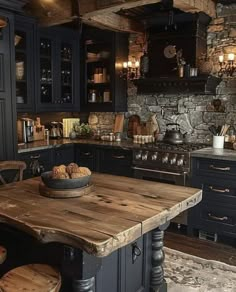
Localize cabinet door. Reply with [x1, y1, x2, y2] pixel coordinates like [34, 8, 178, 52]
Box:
[54, 145, 75, 166]
[15, 15, 36, 112]
[0, 11, 17, 160]
[81, 25, 128, 112]
[99, 148, 132, 177]
[75, 145, 97, 171]
[36, 26, 79, 112]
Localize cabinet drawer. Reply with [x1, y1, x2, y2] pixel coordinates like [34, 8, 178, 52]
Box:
[198, 203, 236, 235]
[75, 145, 97, 171]
[193, 158, 236, 178]
[203, 183, 236, 206]
[99, 148, 132, 177]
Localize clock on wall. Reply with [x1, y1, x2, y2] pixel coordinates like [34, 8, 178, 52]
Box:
[163, 45, 176, 59]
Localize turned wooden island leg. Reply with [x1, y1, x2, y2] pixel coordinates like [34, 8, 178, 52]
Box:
[62, 246, 101, 292]
[150, 222, 169, 292]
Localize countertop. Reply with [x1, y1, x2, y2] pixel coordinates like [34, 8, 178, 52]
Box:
[0, 173, 201, 257]
[18, 138, 137, 153]
[191, 147, 236, 161]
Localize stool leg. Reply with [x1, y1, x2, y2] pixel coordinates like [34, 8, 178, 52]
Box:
[72, 277, 95, 292]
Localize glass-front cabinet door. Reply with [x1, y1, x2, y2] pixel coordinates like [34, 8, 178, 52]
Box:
[39, 37, 53, 103]
[15, 16, 36, 112]
[36, 27, 79, 112]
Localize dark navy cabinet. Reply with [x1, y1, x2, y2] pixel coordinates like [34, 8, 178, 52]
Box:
[54, 144, 75, 166]
[0, 10, 17, 160]
[80, 25, 128, 112]
[75, 144, 98, 171]
[99, 148, 133, 177]
[36, 26, 80, 112]
[15, 15, 36, 113]
[188, 157, 236, 240]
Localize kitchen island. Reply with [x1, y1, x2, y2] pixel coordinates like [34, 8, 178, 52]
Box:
[0, 173, 202, 292]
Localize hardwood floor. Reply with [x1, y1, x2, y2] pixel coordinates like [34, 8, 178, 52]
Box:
[165, 231, 236, 266]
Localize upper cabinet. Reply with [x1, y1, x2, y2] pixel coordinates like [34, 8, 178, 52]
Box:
[80, 26, 128, 112]
[15, 15, 36, 112]
[36, 26, 80, 112]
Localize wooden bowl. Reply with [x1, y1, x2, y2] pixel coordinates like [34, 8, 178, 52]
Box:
[41, 171, 91, 189]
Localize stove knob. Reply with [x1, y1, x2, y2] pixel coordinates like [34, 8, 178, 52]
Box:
[151, 152, 158, 161]
[170, 154, 177, 165]
[177, 155, 184, 166]
[142, 151, 148, 161]
[135, 151, 142, 160]
[162, 153, 169, 164]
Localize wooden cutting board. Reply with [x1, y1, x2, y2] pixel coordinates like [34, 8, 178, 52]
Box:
[113, 114, 124, 133]
[127, 115, 141, 138]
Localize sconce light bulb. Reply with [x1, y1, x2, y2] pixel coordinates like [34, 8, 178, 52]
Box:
[219, 55, 224, 63]
[127, 61, 132, 68]
[228, 53, 235, 61]
[123, 62, 128, 69]
[135, 61, 140, 68]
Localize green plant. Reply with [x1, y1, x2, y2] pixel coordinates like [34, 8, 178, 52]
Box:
[73, 122, 92, 136]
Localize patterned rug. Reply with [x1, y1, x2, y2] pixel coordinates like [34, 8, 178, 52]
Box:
[164, 247, 236, 292]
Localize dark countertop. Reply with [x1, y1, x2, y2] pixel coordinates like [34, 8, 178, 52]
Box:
[191, 147, 236, 161]
[18, 138, 139, 153]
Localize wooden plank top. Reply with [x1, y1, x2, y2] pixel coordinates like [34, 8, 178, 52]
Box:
[0, 173, 202, 257]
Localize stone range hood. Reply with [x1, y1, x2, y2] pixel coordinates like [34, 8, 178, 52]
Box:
[135, 11, 221, 95]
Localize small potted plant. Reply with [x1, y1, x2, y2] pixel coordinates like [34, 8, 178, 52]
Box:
[73, 122, 93, 138]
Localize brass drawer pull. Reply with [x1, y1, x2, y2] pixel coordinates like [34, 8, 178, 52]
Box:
[209, 165, 230, 171]
[209, 186, 230, 193]
[82, 152, 91, 156]
[112, 155, 125, 159]
[208, 213, 228, 221]
[30, 154, 40, 159]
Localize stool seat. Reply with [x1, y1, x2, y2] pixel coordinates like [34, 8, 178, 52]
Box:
[0, 264, 61, 292]
[0, 246, 6, 264]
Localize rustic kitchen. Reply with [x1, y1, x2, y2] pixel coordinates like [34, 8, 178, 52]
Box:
[0, 0, 236, 291]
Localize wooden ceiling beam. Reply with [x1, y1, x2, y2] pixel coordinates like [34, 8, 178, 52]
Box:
[80, 0, 162, 16]
[81, 13, 145, 33]
[173, 0, 216, 18]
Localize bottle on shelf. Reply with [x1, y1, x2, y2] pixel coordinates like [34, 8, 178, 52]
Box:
[89, 90, 96, 103]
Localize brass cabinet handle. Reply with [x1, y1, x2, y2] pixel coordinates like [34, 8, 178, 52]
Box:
[112, 155, 125, 159]
[208, 213, 228, 221]
[30, 154, 40, 159]
[209, 186, 230, 193]
[209, 165, 230, 171]
[82, 152, 92, 156]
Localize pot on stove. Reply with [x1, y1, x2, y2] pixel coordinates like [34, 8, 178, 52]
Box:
[163, 123, 184, 144]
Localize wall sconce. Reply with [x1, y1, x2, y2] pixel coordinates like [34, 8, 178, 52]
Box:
[120, 57, 140, 80]
[218, 53, 236, 77]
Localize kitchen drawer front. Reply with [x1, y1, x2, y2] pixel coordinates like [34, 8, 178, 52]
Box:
[192, 158, 236, 178]
[197, 202, 236, 236]
[203, 182, 236, 206]
[99, 148, 132, 177]
[75, 145, 97, 171]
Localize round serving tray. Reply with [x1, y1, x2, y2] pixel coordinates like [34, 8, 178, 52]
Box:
[39, 182, 94, 198]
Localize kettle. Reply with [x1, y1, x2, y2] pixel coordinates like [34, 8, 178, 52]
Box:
[163, 123, 184, 144]
[50, 122, 62, 139]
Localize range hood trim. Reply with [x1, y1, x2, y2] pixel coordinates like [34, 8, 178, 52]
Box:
[133, 75, 221, 95]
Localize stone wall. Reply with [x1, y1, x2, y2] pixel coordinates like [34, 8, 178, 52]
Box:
[125, 3, 236, 143]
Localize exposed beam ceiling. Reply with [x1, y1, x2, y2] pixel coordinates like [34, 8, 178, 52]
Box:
[81, 0, 216, 33]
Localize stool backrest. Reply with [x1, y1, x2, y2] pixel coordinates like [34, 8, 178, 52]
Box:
[0, 161, 26, 185]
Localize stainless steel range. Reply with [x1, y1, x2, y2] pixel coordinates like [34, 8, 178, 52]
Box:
[133, 142, 209, 186]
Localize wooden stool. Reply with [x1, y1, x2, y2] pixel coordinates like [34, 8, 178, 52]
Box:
[0, 246, 6, 264]
[0, 264, 61, 292]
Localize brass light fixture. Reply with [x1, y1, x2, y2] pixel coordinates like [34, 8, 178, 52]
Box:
[218, 53, 236, 77]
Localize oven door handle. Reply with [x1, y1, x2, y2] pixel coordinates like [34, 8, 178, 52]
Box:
[132, 166, 187, 176]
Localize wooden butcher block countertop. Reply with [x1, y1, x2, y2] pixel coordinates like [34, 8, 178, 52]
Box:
[0, 173, 202, 257]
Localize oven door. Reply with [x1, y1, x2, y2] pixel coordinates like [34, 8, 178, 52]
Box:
[132, 166, 188, 186]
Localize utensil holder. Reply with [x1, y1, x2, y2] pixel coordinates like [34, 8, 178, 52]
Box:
[213, 136, 224, 149]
